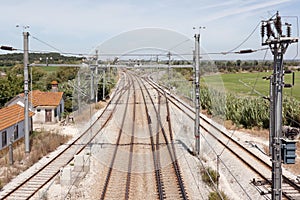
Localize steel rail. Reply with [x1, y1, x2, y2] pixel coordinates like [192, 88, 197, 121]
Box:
[134, 72, 188, 199]
[124, 74, 136, 200]
[100, 74, 133, 200]
[1, 73, 128, 200]
[145, 76, 300, 200]
[133, 73, 165, 200]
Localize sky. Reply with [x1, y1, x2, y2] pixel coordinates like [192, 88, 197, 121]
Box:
[0, 0, 299, 60]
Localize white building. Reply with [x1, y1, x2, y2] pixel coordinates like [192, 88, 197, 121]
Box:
[6, 90, 64, 124]
[0, 104, 34, 150]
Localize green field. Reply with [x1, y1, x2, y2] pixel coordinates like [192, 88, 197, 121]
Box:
[201, 72, 300, 101]
[37, 66, 59, 73]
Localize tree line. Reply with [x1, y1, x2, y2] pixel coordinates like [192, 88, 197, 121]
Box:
[0, 52, 84, 67]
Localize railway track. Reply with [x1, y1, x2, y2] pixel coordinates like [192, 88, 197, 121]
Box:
[99, 73, 133, 199]
[4, 68, 299, 199]
[0, 73, 129, 200]
[136, 73, 188, 199]
[144, 75, 300, 199]
[98, 72, 188, 199]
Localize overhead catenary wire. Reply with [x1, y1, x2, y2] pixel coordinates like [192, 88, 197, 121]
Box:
[20, 47, 270, 59]
[31, 35, 64, 54]
[222, 22, 261, 54]
[20, 27, 270, 58]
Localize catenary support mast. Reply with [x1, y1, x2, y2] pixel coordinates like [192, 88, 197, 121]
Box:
[261, 11, 298, 200]
[23, 31, 30, 153]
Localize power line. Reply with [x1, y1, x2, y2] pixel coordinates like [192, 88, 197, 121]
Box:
[26, 30, 270, 58]
[31, 35, 64, 53]
[222, 22, 261, 54]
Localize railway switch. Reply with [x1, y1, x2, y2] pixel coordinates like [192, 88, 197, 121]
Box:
[281, 138, 297, 164]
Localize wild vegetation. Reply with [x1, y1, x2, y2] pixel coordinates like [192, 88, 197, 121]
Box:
[200, 167, 229, 200]
[0, 52, 83, 67]
[0, 131, 70, 189]
[201, 167, 219, 187]
[160, 63, 300, 129]
[208, 191, 229, 200]
[0, 53, 117, 114]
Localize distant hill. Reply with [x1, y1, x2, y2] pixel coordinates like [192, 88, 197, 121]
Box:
[0, 52, 84, 67]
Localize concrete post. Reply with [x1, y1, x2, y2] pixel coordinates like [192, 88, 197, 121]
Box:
[194, 34, 200, 155]
[23, 31, 30, 153]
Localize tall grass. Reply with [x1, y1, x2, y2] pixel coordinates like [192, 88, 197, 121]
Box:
[200, 85, 300, 129]
[158, 70, 300, 129]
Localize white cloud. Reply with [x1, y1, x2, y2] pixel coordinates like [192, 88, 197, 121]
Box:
[203, 0, 292, 23]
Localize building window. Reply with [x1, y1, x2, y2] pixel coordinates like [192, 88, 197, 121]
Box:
[14, 125, 18, 140]
[2, 131, 7, 148]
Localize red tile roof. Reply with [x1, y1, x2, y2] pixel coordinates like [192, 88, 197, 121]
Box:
[51, 80, 58, 85]
[20, 90, 63, 107]
[0, 104, 35, 131]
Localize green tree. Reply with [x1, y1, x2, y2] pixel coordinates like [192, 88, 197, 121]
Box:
[0, 71, 23, 107]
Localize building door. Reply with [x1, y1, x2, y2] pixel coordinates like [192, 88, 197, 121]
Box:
[45, 109, 52, 122]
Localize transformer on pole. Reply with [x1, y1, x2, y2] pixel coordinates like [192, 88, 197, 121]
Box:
[261, 11, 298, 200]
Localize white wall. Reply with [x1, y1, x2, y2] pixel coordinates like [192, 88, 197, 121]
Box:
[0, 118, 32, 150]
[32, 107, 46, 123]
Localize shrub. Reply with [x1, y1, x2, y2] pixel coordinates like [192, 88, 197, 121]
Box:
[201, 167, 219, 187]
[208, 191, 229, 200]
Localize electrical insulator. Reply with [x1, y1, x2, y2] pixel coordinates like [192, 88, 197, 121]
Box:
[275, 15, 282, 36]
[239, 49, 254, 54]
[0, 46, 14, 51]
[261, 24, 265, 38]
[287, 25, 291, 37]
[266, 22, 275, 38]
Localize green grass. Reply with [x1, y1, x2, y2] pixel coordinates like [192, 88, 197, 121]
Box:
[38, 66, 58, 73]
[201, 72, 300, 101]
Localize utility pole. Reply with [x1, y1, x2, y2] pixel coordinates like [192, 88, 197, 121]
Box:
[261, 11, 298, 200]
[90, 65, 95, 102]
[9, 136, 13, 165]
[194, 33, 200, 155]
[167, 52, 171, 90]
[23, 31, 30, 154]
[95, 50, 98, 75]
[102, 66, 106, 101]
[77, 72, 81, 113]
[95, 50, 98, 103]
